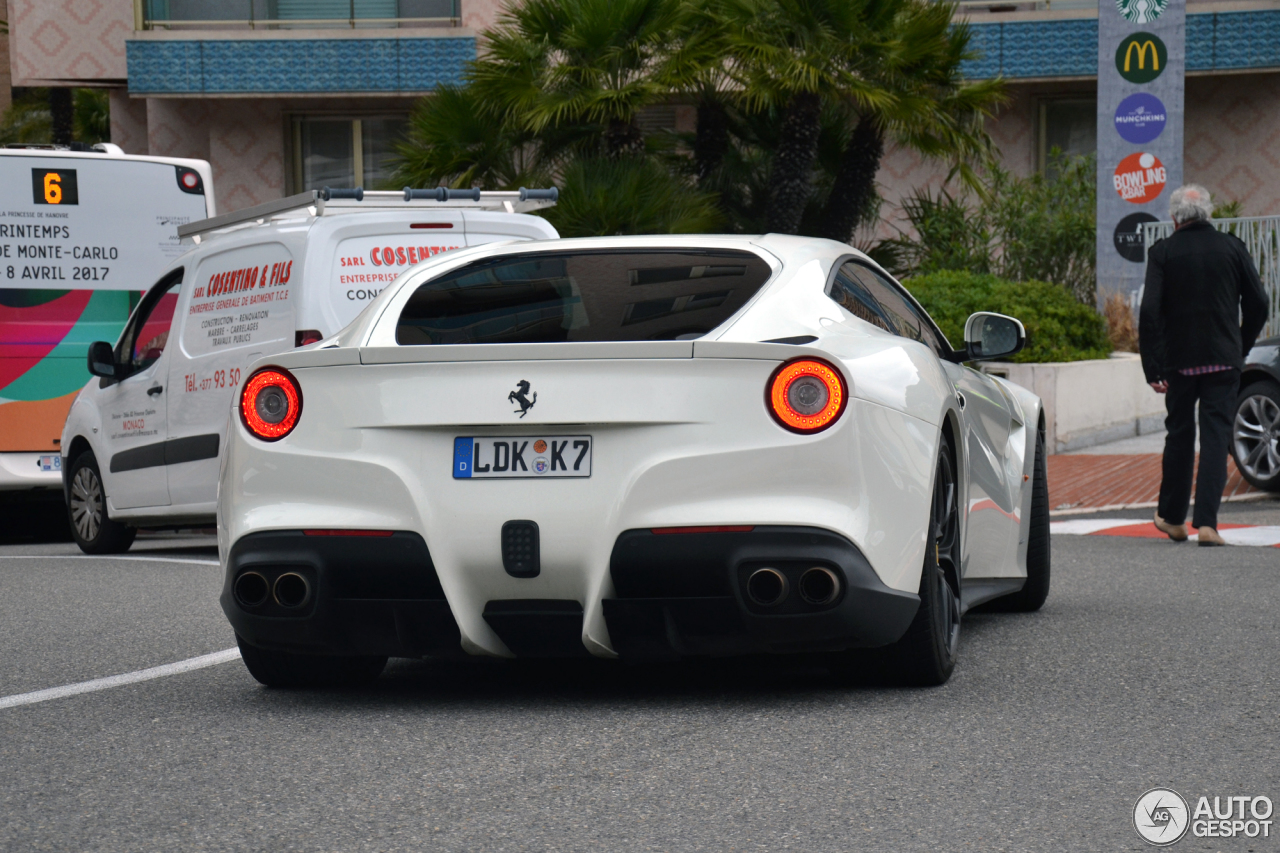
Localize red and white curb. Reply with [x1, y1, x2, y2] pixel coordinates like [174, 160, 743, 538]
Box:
[1051, 519, 1280, 547]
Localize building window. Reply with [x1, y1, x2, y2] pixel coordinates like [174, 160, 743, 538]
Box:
[1038, 98, 1096, 173]
[143, 1, 458, 29]
[290, 116, 410, 192]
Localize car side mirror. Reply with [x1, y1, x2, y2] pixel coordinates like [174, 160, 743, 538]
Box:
[964, 312, 1026, 361]
[87, 341, 117, 378]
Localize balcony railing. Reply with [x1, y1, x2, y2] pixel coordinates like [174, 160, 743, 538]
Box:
[134, 1, 461, 30]
[956, 0, 1095, 13]
[1145, 217, 1280, 339]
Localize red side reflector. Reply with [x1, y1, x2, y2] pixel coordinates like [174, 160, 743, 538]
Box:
[410, 223, 454, 229]
[303, 529, 395, 537]
[651, 525, 755, 535]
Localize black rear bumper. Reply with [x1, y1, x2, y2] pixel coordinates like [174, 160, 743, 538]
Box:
[220, 526, 918, 660]
[220, 530, 461, 657]
[603, 526, 919, 660]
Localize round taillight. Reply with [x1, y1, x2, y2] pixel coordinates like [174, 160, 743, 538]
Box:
[240, 367, 302, 441]
[767, 358, 847, 433]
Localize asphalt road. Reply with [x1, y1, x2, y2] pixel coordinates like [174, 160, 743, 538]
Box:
[1, 502, 1278, 852]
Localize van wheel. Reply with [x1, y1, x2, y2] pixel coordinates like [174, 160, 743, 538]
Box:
[236, 635, 387, 689]
[67, 451, 136, 554]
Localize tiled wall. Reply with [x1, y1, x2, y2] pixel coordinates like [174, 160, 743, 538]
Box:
[126, 36, 474, 95]
[7, 0, 129, 85]
[1184, 72, 1280, 216]
[867, 88, 1038, 244]
[107, 88, 147, 153]
[206, 100, 285, 213]
[113, 95, 421, 213]
[0, 0, 11, 114]
[869, 73, 1280, 246]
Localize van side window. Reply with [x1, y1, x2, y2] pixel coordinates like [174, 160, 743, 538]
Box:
[119, 271, 182, 375]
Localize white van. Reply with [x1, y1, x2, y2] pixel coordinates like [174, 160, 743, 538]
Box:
[60, 188, 559, 552]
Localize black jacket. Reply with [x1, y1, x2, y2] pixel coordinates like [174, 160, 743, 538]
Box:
[1139, 220, 1270, 383]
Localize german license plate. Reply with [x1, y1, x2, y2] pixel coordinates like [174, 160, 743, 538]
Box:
[453, 436, 592, 479]
[38, 455, 61, 472]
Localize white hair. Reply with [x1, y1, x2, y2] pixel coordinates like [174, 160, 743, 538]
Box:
[1169, 184, 1213, 224]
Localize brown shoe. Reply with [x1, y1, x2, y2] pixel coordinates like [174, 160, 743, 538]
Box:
[1197, 527, 1226, 547]
[1154, 512, 1188, 542]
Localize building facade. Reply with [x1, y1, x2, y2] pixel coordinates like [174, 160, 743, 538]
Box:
[8, 0, 1280, 226]
[875, 0, 1280, 240]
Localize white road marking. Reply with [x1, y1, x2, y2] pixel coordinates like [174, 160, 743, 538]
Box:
[1049, 518, 1148, 535]
[0, 554, 218, 566]
[1051, 520, 1280, 546]
[0, 648, 241, 711]
[1214, 527, 1280, 547]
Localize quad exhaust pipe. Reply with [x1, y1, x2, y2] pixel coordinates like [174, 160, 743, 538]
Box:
[233, 570, 311, 609]
[798, 566, 841, 605]
[746, 568, 789, 606]
[233, 571, 269, 608]
[746, 566, 842, 607]
[273, 572, 311, 608]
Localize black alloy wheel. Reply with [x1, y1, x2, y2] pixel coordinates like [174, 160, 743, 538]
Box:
[236, 634, 387, 689]
[1232, 380, 1280, 491]
[67, 451, 136, 554]
[833, 433, 961, 687]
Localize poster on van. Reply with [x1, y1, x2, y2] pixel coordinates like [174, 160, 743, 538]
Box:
[330, 234, 462, 327]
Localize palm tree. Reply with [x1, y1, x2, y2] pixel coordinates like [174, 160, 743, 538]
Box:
[391, 85, 549, 190]
[469, 0, 692, 161]
[816, 4, 1004, 243]
[694, 0, 1004, 240]
[544, 158, 724, 237]
[711, 0, 890, 235]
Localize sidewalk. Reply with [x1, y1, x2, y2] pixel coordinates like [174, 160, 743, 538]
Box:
[1046, 430, 1266, 514]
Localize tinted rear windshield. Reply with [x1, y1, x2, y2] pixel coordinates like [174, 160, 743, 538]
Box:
[395, 249, 773, 345]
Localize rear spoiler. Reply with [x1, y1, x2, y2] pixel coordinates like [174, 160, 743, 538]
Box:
[259, 339, 830, 371]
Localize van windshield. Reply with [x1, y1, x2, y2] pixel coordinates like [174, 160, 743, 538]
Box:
[395, 249, 773, 345]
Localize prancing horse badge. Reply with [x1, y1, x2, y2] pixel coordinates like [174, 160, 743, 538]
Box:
[508, 380, 537, 418]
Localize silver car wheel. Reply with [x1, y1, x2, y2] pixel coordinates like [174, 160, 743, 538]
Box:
[69, 465, 103, 542]
[1234, 393, 1280, 483]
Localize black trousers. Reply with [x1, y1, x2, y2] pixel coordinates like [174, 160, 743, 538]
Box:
[1158, 369, 1240, 529]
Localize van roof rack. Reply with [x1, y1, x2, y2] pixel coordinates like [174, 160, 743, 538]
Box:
[177, 186, 559, 241]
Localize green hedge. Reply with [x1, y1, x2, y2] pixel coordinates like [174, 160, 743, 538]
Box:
[903, 271, 1111, 364]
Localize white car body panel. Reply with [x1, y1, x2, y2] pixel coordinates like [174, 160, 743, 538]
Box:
[218, 234, 1044, 660]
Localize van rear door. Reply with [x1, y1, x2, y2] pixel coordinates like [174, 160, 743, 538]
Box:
[166, 241, 297, 507]
[320, 210, 467, 336]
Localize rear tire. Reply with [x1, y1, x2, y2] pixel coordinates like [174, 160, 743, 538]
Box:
[1231, 380, 1280, 492]
[67, 451, 136, 555]
[236, 635, 387, 688]
[831, 433, 960, 687]
[984, 428, 1050, 612]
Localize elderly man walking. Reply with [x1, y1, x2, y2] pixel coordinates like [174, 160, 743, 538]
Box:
[1140, 184, 1269, 545]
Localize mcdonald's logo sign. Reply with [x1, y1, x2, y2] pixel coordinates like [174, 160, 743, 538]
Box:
[1115, 32, 1168, 83]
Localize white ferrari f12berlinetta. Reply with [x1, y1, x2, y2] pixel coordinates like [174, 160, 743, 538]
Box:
[219, 234, 1049, 688]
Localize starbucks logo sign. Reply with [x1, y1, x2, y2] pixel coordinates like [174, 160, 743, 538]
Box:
[1117, 0, 1167, 24]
